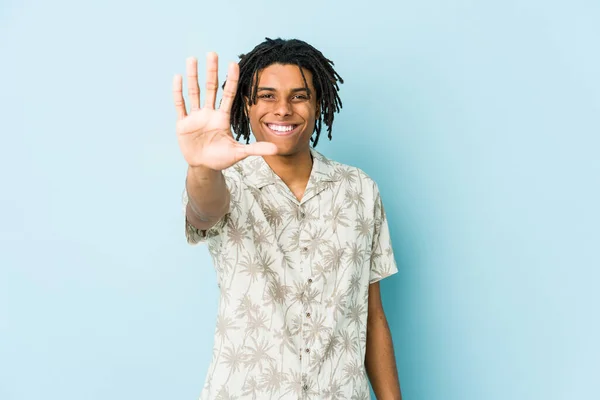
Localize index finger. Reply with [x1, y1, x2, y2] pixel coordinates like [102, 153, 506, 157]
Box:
[219, 62, 239, 114]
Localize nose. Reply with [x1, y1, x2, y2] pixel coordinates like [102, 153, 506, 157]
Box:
[274, 98, 292, 117]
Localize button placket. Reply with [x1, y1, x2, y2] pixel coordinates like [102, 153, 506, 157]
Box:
[299, 245, 309, 274]
[301, 372, 309, 395]
[300, 278, 317, 381]
[298, 203, 313, 378]
[301, 292, 312, 373]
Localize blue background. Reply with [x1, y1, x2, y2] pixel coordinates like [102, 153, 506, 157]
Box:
[1, 0, 598, 399]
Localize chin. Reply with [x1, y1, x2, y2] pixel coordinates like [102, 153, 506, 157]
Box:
[271, 145, 300, 157]
[253, 130, 312, 156]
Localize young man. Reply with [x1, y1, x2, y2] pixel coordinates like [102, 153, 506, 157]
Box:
[173, 38, 402, 400]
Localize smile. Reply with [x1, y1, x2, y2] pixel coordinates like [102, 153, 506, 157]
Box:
[265, 123, 300, 136]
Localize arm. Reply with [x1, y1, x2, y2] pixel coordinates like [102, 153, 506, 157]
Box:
[365, 281, 402, 400]
[185, 165, 230, 231]
[173, 54, 277, 232]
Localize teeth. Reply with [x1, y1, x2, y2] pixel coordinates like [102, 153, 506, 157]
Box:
[268, 124, 295, 132]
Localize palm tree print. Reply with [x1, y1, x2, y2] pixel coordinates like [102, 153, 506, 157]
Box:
[259, 362, 286, 395]
[321, 378, 344, 400]
[263, 280, 290, 313]
[323, 203, 350, 233]
[244, 336, 276, 373]
[222, 344, 246, 375]
[306, 310, 332, 346]
[182, 148, 398, 399]
[215, 314, 238, 343]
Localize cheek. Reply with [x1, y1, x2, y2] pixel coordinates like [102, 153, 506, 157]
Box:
[295, 103, 317, 121]
[248, 107, 265, 127]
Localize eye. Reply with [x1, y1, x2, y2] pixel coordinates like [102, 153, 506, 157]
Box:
[258, 93, 275, 100]
[293, 94, 309, 100]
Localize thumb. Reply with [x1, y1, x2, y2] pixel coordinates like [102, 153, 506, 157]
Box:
[234, 141, 278, 161]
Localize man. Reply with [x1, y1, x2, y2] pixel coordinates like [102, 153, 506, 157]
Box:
[173, 38, 402, 400]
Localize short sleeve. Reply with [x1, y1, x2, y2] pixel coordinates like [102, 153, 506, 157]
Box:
[182, 170, 239, 245]
[369, 185, 399, 284]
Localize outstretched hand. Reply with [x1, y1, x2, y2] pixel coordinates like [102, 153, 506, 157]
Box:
[173, 53, 278, 171]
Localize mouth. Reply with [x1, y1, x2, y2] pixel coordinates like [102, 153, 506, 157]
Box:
[264, 123, 301, 137]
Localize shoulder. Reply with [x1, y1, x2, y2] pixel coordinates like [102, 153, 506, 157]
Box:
[320, 153, 380, 194]
[219, 156, 270, 201]
[220, 156, 260, 183]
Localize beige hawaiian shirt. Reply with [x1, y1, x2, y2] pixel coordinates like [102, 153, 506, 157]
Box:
[182, 147, 398, 400]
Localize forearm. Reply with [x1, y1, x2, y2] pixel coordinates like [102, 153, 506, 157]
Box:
[185, 165, 230, 229]
[365, 310, 402, 400]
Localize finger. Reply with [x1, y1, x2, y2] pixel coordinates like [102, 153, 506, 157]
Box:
[172, 74, 187, 120]
[204, 52, 219, 109]
[234, 141, 278, 162]
[186, 57, 201, 111]
[219, 62, 239, 114]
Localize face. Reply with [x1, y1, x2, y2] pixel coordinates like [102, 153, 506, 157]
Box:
[246, 63, 319, 156]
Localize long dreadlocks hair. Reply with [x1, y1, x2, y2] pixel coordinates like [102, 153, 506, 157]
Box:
[229, 37, 344, 147]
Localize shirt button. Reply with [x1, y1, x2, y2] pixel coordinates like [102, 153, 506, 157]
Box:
[305, 348, 310, 353]
[307, 278, 313, 284]
[306, 312, 311, 318]
[301, 247, 308, 253]
[302, 384, 309, 391]
[300, 211, 306, 219]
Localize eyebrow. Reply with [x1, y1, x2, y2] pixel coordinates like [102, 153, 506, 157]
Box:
[257, 87, 312, 94]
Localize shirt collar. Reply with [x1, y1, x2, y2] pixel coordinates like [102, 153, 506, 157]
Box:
[241, 147, 338, 190]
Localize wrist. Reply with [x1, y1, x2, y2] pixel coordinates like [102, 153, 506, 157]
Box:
[187, 164, 221, 182]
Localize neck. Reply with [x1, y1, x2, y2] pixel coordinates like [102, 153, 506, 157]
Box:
[262, 148, 313, 189]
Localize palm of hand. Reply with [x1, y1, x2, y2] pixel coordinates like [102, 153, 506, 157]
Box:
[176, 108, 239, 171]
[172, 53, 277, 171]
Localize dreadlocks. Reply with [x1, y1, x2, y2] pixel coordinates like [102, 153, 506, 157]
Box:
[229, 38, 344, 147]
